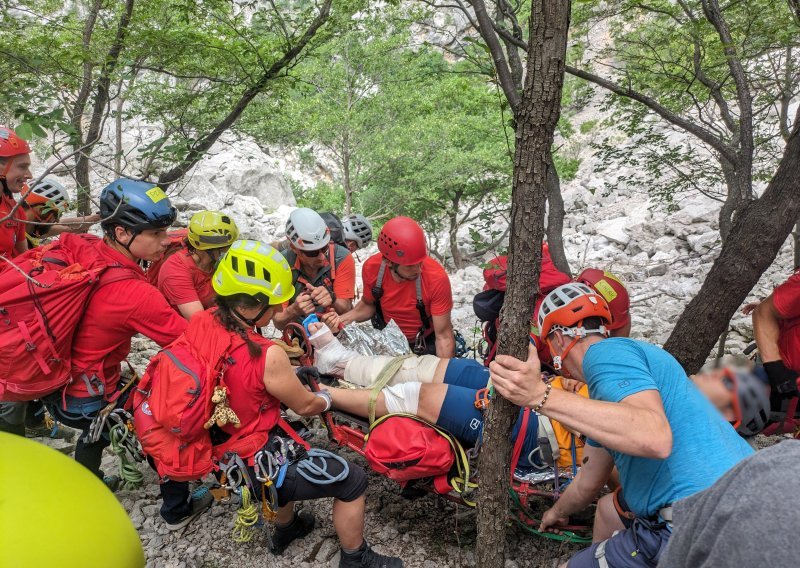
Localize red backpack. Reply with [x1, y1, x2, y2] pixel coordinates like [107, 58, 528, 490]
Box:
[145, 228, 188, 286]
[132, 311, 284, 481]
[0, 234, 138, 402]
[364, 413, 471, 499]
[474, 245, 571, 366]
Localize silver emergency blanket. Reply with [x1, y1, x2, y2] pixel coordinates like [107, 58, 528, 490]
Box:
[338, 320, 410, 357]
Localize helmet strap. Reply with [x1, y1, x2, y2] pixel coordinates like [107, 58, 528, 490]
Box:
[107, 226, 138, 255]
[547, 336, 580, 371]
[233, 303, 271, 328]
[390, 262, 415, 281]
[546, 319, 609, 371]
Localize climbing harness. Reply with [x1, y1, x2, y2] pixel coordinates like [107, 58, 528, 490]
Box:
[86, 363, 139, 444]
[371, 259, 433, 355]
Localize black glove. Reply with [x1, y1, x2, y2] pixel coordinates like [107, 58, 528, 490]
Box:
[763, 360, 799, 399]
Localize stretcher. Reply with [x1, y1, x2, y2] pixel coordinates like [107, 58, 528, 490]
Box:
[281, 322, 595, 542]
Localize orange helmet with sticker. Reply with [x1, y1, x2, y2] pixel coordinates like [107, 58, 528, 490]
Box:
[576, 269, 630, 331]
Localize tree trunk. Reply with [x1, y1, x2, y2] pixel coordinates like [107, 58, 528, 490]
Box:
[664, 111, 800, 373]
[448, 194, 464, 270]
[475, 2, 571, 566]
[343, 132, 353, 215]
[75, 0, 136, 214]
[794, 220, 800, 269]
[70, 0, 102, 215]
[546, 157, 571, 276]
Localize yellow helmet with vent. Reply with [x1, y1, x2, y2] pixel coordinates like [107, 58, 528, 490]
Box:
[187, 210, 239, 251]
[212, 240, 294, 305]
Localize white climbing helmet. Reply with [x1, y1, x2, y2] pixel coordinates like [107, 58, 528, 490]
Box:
[26, 177, 71, 212]
[286, 207, 330, 251]
[537, 282, 612, 339]
[342, 214, 373, 249]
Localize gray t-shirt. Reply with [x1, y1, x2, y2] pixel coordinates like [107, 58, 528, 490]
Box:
[659, 440, 800, 567]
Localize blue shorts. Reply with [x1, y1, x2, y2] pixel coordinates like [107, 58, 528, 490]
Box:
[443, 358, 490, 390]
[437, 382, 544, 467]
[568, 492, 671, 568]
[437, 384, 485, 445]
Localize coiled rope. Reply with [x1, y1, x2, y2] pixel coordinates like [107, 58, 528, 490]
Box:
[109, 421, 144, 490]
[232, 486, 260, 543]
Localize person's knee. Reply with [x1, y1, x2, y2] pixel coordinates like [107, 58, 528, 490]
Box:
[0, 402, 27, 426]
[382, 382, 422, 415]
[337, 462, 368, 502]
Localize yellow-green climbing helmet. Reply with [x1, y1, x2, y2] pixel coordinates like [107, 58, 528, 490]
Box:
[212, 240, 294, 305]
[187, 210, 239, 251]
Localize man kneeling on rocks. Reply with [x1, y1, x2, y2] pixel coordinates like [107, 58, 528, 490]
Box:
[490, 283, 754, 568]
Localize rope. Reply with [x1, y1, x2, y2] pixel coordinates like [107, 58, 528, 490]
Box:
[108, 421, 144, 490]
[507, 488, 592, 544]
[232, 486, 260, 543]
[295, 449, 350, 485]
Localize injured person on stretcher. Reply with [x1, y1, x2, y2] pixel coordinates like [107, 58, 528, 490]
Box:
[309, 321, 771, 476]
[311, 321, 588, 477]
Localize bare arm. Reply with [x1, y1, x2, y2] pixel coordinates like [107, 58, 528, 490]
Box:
[44, 213, 101, 236]
[490, 347, 673, 459]
[14, 238, 27, 255]
[542, 445, 615, 528]
[339, 298, 376, 326]
[753, 294, 783, 362]
[272, 292, 315, 331]
[262, 345, 327, 416]
[176, 301, 204, 320]
[432, 312, 455, 358]
[333, 297, 353, 314]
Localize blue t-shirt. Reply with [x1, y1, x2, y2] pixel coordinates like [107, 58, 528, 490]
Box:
[584, 338, 754, 518]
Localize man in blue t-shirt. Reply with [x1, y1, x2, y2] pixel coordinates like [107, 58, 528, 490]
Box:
[491, 283, 753, 568]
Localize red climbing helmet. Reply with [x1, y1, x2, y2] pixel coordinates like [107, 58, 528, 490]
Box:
[576, 268, 630, 331]
[0, 127, 32, 180]
[377, 216, 427, 266]
[0, 127, 31, 159]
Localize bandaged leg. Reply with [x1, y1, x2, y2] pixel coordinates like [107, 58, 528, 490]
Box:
[381, 382, 422, 415]
[344, 355, 441, 387]
[311, 326, 360, 376]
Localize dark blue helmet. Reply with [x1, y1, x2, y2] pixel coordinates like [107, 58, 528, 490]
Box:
[100, 178, 176, 233]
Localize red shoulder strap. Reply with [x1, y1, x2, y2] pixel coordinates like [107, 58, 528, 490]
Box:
[509, 408, 531, 482]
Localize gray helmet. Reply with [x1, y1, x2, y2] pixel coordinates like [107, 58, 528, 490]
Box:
[342, 214, 373, 249]
[285, 207, 330, 251]
[726, 368, 770, 437]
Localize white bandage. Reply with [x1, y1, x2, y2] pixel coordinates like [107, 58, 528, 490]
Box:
[381, 382, 422, 415]
[313, 332, 359, 376]
[344, 354, 441, 387]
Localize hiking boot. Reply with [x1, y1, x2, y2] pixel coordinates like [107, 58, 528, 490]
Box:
[103, 475, 121, 492]
[339, 542, 403, 568]
[25, 420, 76, 442]
[270, 510, 316, 555]
[164, 490, 213, 531]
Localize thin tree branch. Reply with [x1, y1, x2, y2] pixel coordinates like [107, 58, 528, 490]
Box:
[565, 64, 738, 164]
[467, 0, 521, 113]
